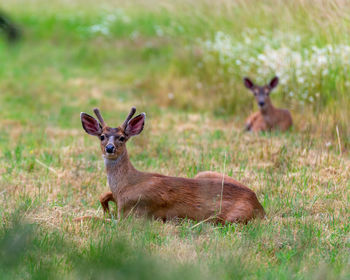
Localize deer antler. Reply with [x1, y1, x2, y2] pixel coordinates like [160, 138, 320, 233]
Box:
[122, 107, 136, 129]
[93, 108, 106, 127]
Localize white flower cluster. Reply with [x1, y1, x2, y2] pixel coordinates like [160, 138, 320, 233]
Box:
[88, 11, 168, 39]
[89, 9, 130, 35]
[203, 31, 350, 103]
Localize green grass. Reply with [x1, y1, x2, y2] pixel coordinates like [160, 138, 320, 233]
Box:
[0, 0, 349, 279]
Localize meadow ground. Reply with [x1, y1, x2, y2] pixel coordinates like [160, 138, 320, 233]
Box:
[0, 0, 349, 279]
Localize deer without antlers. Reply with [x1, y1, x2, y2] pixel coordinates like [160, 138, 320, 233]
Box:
[80, 107, 265, 224]
[244, 76, 293, 132]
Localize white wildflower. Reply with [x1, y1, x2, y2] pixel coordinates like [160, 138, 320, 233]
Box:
[298, 77, 305, 84]
[155, 26, 164, 37]
[130, 30, 139, 40]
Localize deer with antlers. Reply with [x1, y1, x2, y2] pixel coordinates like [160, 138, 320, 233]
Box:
[79, 107, 265, 224]
[244, 76, 293, 132]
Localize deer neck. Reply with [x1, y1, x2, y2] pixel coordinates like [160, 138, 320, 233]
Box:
[104, 149, 139, 192]
[260, 99, 275, 116]
[260, 99, 276, 127]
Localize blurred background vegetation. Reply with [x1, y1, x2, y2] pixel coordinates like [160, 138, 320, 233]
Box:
[0, 0, 349, 279]
[1, 0, 349, 148]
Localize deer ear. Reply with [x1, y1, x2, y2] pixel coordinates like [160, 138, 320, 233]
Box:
[125, 113, 146, 137]
[81, 113, 102, 136]
[269, 76, 279, 89]
[243, 77, 254, 89]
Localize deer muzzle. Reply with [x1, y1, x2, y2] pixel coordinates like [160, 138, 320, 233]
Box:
[105, 144, 115, 154]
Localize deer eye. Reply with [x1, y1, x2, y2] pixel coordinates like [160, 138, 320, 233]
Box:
[100, 135, 105, 141]
[119, 136, 125, 142]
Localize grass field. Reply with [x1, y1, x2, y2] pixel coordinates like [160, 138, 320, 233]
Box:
[0, 0, 349, 279]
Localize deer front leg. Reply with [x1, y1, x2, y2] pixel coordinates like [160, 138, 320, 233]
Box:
[99, 191, 116, 214]
[245, 111, 260, 131]
[194, 171, 246, 187]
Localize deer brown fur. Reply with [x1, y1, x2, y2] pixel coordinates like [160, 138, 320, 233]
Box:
[80, 107, 265, 224]
[244, 76, 292, 132]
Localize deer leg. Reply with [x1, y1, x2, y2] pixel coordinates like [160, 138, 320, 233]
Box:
[194, 171, 245, 186]
[225, 206, 252, 224]
[194, 171, 223, 180]
[245, 112, 260, 131]
[99, 191, 116, 214]
[72, 192, 116, 222]
[224, 200, 264, 224]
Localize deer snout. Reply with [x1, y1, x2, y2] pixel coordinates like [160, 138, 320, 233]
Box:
[258, 101, 265, 107]
[105, 144, 115, 154]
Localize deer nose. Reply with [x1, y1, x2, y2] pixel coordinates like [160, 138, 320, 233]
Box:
[105, 144, 115, 154]
[259, 101, 265, 107]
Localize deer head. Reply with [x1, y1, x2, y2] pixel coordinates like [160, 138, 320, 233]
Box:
[80, 107, 146, 159]
[243, 76, 279, 110]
